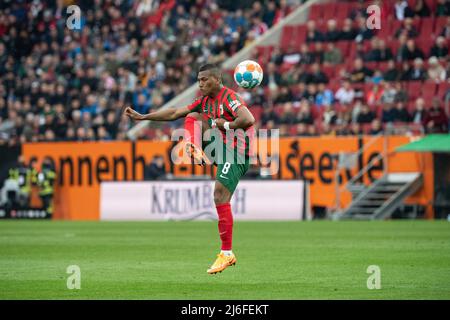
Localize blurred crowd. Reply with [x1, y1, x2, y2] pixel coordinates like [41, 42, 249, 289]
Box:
[239, 0, 450, 137]
[0, 0, 448, 145]
[0, 0, 299, 146]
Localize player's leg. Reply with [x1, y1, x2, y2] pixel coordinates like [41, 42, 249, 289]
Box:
[207, 160, 248, 274]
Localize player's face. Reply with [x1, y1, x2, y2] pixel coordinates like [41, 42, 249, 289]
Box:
[197, 70, 220, 96]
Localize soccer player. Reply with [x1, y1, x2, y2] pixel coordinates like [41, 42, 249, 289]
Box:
[124, 64, 255, 274]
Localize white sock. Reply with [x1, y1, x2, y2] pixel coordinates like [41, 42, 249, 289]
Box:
[221, 250, 233, 256]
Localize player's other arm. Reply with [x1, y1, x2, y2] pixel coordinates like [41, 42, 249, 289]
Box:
[124, 106, 191, 122]
[216, 107, 255, 130]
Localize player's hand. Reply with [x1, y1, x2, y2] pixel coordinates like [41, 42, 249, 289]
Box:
[124, 107, 144, 121]
[214, 118, 226, 130]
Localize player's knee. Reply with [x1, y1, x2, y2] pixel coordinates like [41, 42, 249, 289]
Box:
[214, 185, 229, 204]
[186, 112, 202, 121]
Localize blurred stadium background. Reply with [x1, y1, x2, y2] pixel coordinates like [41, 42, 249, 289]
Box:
[0, 0, 450, 300]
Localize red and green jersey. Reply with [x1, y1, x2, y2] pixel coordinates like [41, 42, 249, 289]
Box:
[186, 86, 255, 159]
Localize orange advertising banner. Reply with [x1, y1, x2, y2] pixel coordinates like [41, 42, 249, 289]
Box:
[22, 136, 433, 220]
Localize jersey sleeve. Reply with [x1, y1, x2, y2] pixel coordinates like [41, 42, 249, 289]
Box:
[186, 97, 204, 113]
[224, 92, 247, 117]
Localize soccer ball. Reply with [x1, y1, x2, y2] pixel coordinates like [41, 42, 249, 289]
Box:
[233, 60, 263, 89]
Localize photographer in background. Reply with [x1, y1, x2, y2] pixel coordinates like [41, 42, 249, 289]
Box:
[3, 155, 36, 209]
[36, 158, 56, 217]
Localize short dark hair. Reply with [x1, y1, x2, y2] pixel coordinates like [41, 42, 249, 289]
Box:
[198, 63, 221, 79]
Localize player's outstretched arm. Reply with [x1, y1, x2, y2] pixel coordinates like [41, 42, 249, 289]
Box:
[124, 106, 191, 122]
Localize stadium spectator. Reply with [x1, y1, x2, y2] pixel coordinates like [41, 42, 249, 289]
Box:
[306, 21, 324, 43]
[391, 101, 411, 123]
[323, 42, 343, 65]
[371, 70, 384, 85]
[369, 119, 383, 135]
[324, 19, 340, 42]
[322, 104, 338, 125]
[144, 155, 166, 180]
[315, 83, 334, 107]
[411, 98, 428, 125]
[383, 60, 401, 82]
[260, 106, 280, 127]
[299, 44, 315, 65]
[377, 40, 394, 62]
[296, 100, 314, 125]
[394, 0, 414, 20]
[349, 58, 374, 83]
[400, 39, 425, 61]
[309, 63, 329, 84]
[428, 56, 447, 82]
[354, 16, 375, 43]
[394, 81, 409, 102]
[300, 83, 317, 105]
[356, 104, 376, 124]
[380, 81, 397, 105]
[366, 84, 384, 106]
[313, 42, 325, 64]
[424, 98, 449, 133]
[439, 17, 450, 38]
[279, 102, 297, 126]
[413, 0, 431, 17]
[349, 1, 367, 20]
[274, 86, 294, 104]
[335, 80, 356, 105]
[381, 103, 395, 123]
[395, 17, 419, 38]
[348, 122, 363, 135]
[408, 58, 428, 81]
[430, 37, 449, 60]
[436, 0, 450, 16]
[262, 62, 283, 91]
[340, 19, 357, 41]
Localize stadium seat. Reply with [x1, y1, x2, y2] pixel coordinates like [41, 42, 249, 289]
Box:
[294, 25, 307, 46]
[437, 82, 449, 100]
[416, 36, 434, 56]
[377, 61, 390, 72]
[335, 2, 351, 21]
[424, 0, 437, 13]
[322, 3, 337, 22]
[434, 17, 447, 36]
[335, 41, 349, 57]
[280, 25, 295, 50]
[308, 3, 324, 21]
[422, 82, 437, 101]
[321, 65, 335, 79]
[419, 17, 434, 39]
[407, 81, 423, 101]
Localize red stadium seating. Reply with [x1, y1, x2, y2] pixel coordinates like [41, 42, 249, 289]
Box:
[422, 81, 437, 101]
[420, 17, 434, 38]
[280, 25, 295, 50]
[434, 17, 447, 36]
[308, 4, 323, 21]
[322, 2, 337, 22]
[335, 2, 351, 21]
[437, 82, 449, 99]
[408, 81, 423, 101]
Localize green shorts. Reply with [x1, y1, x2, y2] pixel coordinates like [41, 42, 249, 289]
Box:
[216, 160, 249, 194]
[202, 132, 250, 194]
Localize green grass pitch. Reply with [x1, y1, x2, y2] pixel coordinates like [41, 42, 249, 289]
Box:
[1, 220, 449, 299]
